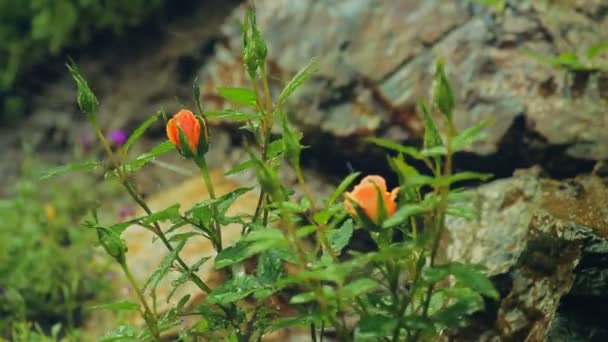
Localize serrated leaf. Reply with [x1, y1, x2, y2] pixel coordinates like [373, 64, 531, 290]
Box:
[143, 239, 186, 292]
[217, 87, 257, 108]
[289, 291, 317, 304]
[91, 300, 140, 312]
[204, 109, 263, 121]
[206, 275, 260, 304]
[366, 137, 423, 160]
[168, 256, 210, 301]
[341, 278, 378, 299]
[449, 263, 499, 300]
[39, 160, 100, 180]
[225, 159, 256, 175]
[328, 172, 361, 206]
[214, 240, 253, 269]
[99, 325, 139, 342]
[257, 248, 285, 285]
[269, 313, 323, 332]
[452, 119, 492, 151]
[382, 204, 429, 228]
[420, 101, 443, 150]
[168, 232, 199, 242]
[328, 219, 353, 254]
[278, 58, 318, 106]
[141, 204, 180, 224]
[124, 112, 161, 152]
[124, 141, 174, 172]
[355, 314, 397, 340]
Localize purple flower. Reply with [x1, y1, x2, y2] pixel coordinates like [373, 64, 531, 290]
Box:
[108, 129, 128, 146]
[118, 206, 136, 220]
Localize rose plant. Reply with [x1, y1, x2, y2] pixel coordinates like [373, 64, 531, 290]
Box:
[44, 6, 498, 342]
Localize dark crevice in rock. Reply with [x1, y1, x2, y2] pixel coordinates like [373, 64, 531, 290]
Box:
[549, 296, 608, 342]
[455, 115, 596, 179]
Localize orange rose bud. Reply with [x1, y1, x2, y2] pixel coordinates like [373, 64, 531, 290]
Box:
[344, 175, 398, 224]
[166, 109, 201, 156]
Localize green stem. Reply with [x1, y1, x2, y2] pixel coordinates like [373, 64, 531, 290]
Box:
[294, 166, 336, 260]
[122, 181, 213, 293]
[195, 156, 223, 251]
[120, 262, 160, 341]
[413, 123, 455, 342]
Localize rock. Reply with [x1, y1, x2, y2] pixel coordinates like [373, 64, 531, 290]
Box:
[197, 0, 608, 177]
[443, 171, 608, 341]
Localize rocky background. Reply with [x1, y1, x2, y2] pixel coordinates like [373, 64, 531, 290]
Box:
[2, 0, 608, 340]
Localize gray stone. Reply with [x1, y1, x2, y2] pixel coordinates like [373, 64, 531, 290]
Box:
[443, 171, 608, 340]
[197, 0, 608, 170]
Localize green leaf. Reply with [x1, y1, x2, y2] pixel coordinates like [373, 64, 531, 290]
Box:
[421, 266, 450, 284]
[452, 118, 492, 151]
[141, 204, 180, 224]
[168, 232, 199, 242]
[217, 87, 258, 108]
[225, 159, 256, 175]
[449, 263, 499, 300]
[204, 109, 262, 121]
[267, 138, 286, 158]
[355, 314, 397, 341]
[124, 111, 162, 153]
[328, 172, 361, 206]
[124, 141, 174, 172]
[206, 275, 260, 304]
[269, 313, 323, 332]
[91, 299, 140, 312]
[447, 204, 479, 220]
[143, 240, 186, 293]
[432, 59, 455, 121]
[289, 291, 317, 304]
[366, 137, 423, 160]
[281, 115, 303, 168]
[195, 304, 229, 330]
[168, 256, 210, 301]
[587, 41, 608, 60]
[382, 204, 429, 228]
[341, 278, 378, 299]
[99, 325, 139, 342]
[214, 240, 253, 269]
[257, 248, 285, 285]
[328, 219, 354, 254]
[442, 171, 492, 185]
[278, 57, 318, 106]
[39, 160, 100, 180]
[432, 287, 484, 327]
[420, 101, 443, 150]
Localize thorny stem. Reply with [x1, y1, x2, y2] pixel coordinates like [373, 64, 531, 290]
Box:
[120, 261, 160, 341]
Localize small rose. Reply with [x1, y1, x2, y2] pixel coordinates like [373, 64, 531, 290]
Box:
[344, 175, 398, 224]
[166, 109, 207, 157]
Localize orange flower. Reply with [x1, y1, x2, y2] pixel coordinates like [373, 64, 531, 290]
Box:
[344, 175, 398, 224]
[166, 109, 201, 155]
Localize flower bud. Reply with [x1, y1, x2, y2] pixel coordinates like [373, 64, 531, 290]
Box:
[166, 109, 209, 157]
[344, 175, 398, 225]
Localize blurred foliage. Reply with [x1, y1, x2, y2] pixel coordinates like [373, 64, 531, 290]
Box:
[0, 156, 113, 339]
[0, 0, 163, 118]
